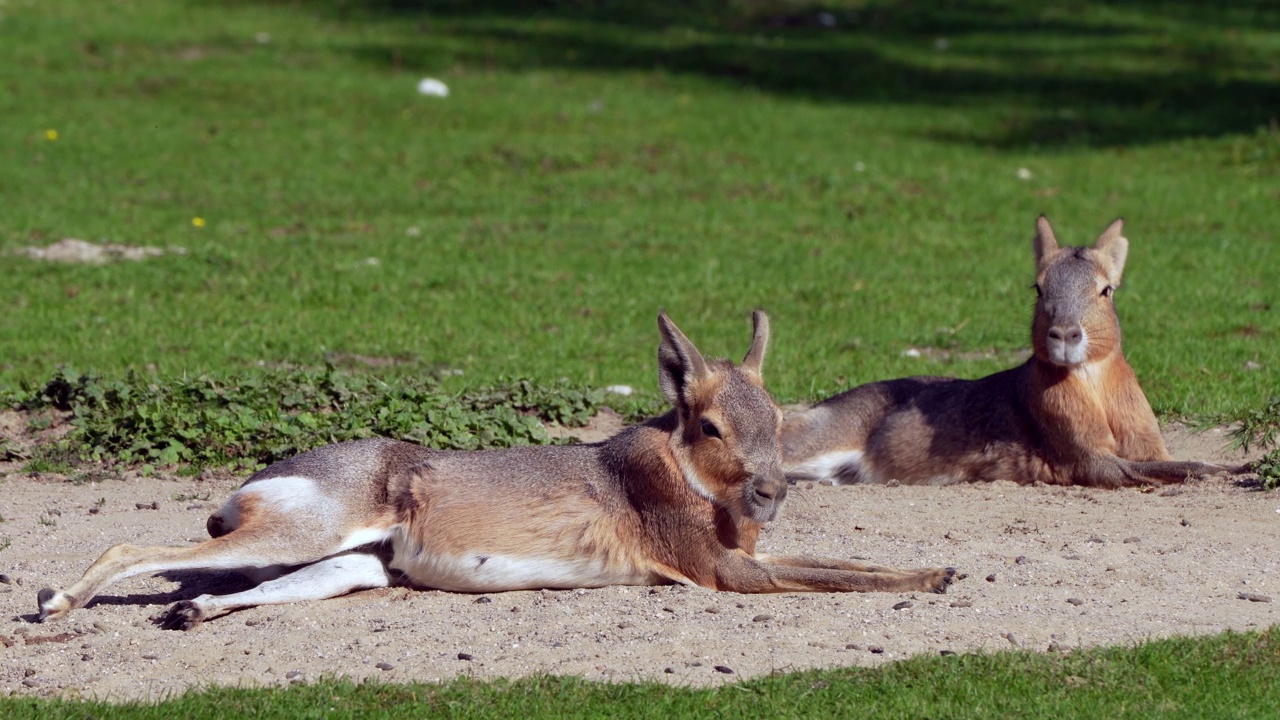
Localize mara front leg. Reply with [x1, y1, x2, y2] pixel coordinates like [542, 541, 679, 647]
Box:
[716, 552, 960, 594]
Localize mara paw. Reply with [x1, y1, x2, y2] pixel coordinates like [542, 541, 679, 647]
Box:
[36, 588, 74, 622]
[922, 567, 963, 594]
[156, 600, 206, 631]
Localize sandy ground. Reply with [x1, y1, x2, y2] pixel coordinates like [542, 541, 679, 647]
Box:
[1, 413, 1276, 702]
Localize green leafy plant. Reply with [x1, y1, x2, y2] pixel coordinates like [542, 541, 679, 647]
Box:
[15, 366, 643, 470]
[1230, 396, 1280, 490]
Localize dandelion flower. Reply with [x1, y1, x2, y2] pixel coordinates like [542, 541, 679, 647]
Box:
[45, 129, 58, 141]
[192, 217, 206, 228]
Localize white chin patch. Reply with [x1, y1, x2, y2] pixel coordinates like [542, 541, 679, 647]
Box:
[1047, 328, 1089, 366]
[674, 454, 717, 502]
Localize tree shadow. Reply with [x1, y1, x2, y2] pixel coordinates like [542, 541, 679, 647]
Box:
[213, 0, 1280, 148]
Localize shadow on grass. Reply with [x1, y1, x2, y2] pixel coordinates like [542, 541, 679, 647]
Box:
[214, 0, 1280, 148]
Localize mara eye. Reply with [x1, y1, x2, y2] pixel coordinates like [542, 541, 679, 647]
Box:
[1101, 285, 1114, 298]
[1033, 284, 1043, 298]
[699, 418, 722, 440]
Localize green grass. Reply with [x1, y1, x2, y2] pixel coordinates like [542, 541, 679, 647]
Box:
[3, 628, 1278, 718]
[2, 0, 1279, 713]
[1, 0, 1276, 414]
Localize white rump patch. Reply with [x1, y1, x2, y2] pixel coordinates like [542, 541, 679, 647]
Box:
[787, 450, 868, 484]
[239, 476, 322, 512]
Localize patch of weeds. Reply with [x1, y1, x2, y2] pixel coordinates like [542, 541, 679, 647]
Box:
[14, 366, 636, 469]
[23, 445, 76, 474]
[0, 538, 10, 553]
[0, 438, 25, 461]
[172, 492, 212, 502]
[1231, 396, 1280, 490]
[38, 516, 57, 527]
[94, 497, 105, 509]
[69, 469, 113, 486]
[1252, 450, 1280, 491]
[0, 512, 6, 522]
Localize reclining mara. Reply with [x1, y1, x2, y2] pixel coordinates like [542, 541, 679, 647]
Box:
[783, 216, 1240, 487]
[39, 312, 958, 629]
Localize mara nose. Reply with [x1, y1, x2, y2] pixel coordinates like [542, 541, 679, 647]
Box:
[753, 477, 786, 504]
[1047, 324, 1083, 346]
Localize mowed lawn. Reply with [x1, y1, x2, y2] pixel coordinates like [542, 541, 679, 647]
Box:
[1, 0, 1276, 413]
[1, 0, 1279, 715]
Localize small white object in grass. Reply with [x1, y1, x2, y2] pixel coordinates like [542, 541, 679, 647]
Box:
[406, 226, 422, 237]
[1016, 168, 1033, 180]
[901, 348, 922, 359]
[417, 78, 449, 97]
[255, 32, 271, 44]
[854, 161, 866, 172]
[605, 385, 633, 396]
[362, 257, 381, 266]
[935, 37, 949, 51]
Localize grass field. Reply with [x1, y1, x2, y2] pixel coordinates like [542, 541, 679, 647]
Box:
[2, 0, 1278, 713]
[2, 0, 1277, 412]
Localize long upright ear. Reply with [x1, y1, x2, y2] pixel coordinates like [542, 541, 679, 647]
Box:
[657, 312, 709, 410]
[740, 310, 770, 378]
[1092, 217, 1128, 286]
[1033, 215, 1059, 271]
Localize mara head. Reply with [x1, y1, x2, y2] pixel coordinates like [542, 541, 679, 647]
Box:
[1030, 215, 1128, 368]
[657, 311, 785, 523]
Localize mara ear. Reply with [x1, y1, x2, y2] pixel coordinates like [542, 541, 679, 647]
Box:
[740, 310, 770, 378]
[657, 312, 710, 410]
[1033, 214, 1059, 271]
[1093, 217, 1128, 286]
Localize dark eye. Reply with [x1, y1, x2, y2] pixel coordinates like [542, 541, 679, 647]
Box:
[1101, 286, 1114, 298]
[699, 418, 721, 439]
[1033, 284, 1043, 298]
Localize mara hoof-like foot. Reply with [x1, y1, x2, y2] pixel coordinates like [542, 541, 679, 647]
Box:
[36, 587, 73, 622]
[156, 600, 206, 631]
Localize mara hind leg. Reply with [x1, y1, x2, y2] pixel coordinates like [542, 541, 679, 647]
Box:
[159, 551, 393, 630]
[39, 476, 390, 622]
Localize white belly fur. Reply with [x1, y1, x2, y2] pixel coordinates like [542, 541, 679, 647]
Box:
[387, 531, 654, 592]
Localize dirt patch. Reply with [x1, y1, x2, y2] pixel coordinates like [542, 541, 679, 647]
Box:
[0, 410, 74, 458]
[0, 424, 1275, 701]
[544, 407, 628, 444]
[11, 239, 184, 264]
